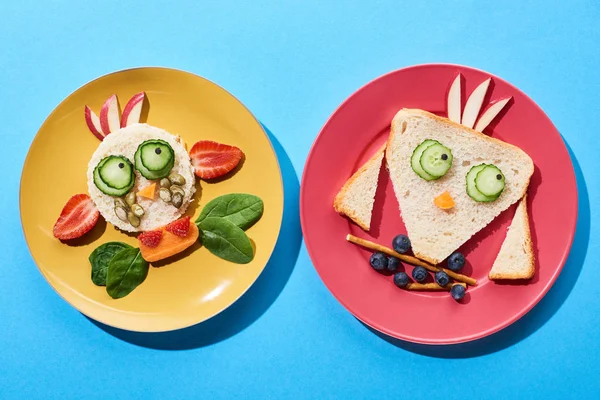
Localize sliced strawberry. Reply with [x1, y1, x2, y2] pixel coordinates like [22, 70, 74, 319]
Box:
[139, 230, 163, 248]
[189, 140, 243, 179]
[165, 216, 191, 237]
[53, 194, 100, 240]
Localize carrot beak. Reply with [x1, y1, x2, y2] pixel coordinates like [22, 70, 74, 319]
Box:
[434, 191, 455, 210]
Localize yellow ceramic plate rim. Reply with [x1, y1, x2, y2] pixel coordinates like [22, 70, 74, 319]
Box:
[20, 67, 284, 332]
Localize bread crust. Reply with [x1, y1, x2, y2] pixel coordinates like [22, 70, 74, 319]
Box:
[333, 144, 386, 231]
[489, 194, 535, 280]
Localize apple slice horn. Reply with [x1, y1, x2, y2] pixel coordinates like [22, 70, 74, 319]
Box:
[474, 97, 512, 133]
[84, 106, 105, 141]
[447, 73, 462, 123]
[461, 78, 491, 129]
[121, 92, 146, 128]
[99, 94, 121, 135]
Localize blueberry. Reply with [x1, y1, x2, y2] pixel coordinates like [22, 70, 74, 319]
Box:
[370, 252, 388, 271]
[412, 266, 428, 282]
[447, 252, 465, 272]
[393, 272, 410, 288]
[434, 270, 450, 287]
[392, 234, 411, 253]
[450, 284, 466, 301]
[387, 256, 401, 272]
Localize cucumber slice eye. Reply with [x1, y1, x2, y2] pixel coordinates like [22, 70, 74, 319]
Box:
[420, 143, 453, 178]
[93, 156, 135, 197]
[134, 139, 175, 180]
[140, 141, 173, 171]
[411, 139, 439, 181]
[475, 165, 505, 197]
[466, 164, 500, 202]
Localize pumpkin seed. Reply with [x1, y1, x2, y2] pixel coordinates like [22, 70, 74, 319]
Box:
[127, 211, 140, 227]
[125, 192, 137, 206]
[159, 178, 171, 188]
[170, 185, 185, 196]
[114, 206, 128, 221]
[114, 198, 128, 210]
[159, 187, 172, 203]
[131, 204, 145, 217]
[169, 173, 186, 186]
[172, 192, 184, 208]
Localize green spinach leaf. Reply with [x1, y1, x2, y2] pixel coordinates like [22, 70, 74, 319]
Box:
[88, 242, 133, 286]
[106, 247, 149, 299]
[199, 217, 254, 264]
[196, 193, 264, 231]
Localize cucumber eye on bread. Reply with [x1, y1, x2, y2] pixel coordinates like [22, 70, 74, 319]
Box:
[93, 155, 135, 196]
[411, 139, 453, 180]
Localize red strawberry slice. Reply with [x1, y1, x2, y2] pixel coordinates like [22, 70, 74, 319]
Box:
[165, 216, 191, 237]
[190, 140, 244, 179]
[138, 230, 163, 248]
[53, 194, 100, 240]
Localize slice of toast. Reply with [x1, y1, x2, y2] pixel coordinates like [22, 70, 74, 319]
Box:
[386, 109, 534, 265]
[489, 195, 535, 280]
[333, 144, 385, 231]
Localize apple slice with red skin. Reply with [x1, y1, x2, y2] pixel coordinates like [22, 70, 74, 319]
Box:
[84, 106, 105, 140]
[121, 92, 146, 127]
[99, 94, 121, 134]
[461, 78, 491, 129]
[474, 97, 512, 133]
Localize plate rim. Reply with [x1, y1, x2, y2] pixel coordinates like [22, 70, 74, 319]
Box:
[300, 62, 578, 345]
[19, 66, 284, 333]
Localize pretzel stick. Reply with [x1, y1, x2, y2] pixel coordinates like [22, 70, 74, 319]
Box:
[405, 282, 466, 291]
[346, 234, 477, 286]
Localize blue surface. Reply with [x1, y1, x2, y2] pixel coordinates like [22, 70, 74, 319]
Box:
[2, 0, 599, 398]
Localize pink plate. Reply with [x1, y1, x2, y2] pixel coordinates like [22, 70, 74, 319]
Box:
[300, 64, 577, 344]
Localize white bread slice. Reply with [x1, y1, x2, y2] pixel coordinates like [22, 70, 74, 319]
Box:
[87, 123, 196, 232]
[386, 109, 534, 265]
[489, 195, 535, 280]
[333, 144, 385, 231]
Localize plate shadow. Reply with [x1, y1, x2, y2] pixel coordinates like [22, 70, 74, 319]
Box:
[362, 141, 589, 358]
[88, 124, 302, 350]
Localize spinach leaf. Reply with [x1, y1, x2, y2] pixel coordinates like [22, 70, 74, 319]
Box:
[196, 193, 264, 231]
[106, 247, 149, 299]
[88, 242, 133, 286]
[199, 217, 254, 264]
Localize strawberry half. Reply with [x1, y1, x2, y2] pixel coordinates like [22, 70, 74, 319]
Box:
[138, 230, 163, 248]
[190, 140, 243, 179]
[53, 194, 100, 240]
[165, 216, 191, 237]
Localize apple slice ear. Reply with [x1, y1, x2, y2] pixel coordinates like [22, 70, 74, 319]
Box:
[84, 106, 105, 141]
[99, 94, 121, 135]
[474, 97, 511, 133]
[121, 92, 146, 127]
[447, 74, 462, 123]
[461, 78, 491, 129]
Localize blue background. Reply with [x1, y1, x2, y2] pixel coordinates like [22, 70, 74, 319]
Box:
[2, 1, 598, 398]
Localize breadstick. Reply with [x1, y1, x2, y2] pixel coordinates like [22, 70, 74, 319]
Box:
[346, 234, 477, 286]
[405, 282, 467, 291]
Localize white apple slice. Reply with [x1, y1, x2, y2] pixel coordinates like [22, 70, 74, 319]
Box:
[121, 92, 146, 127]
[447, 73, 462, 123]
[84, 106, 105, 141]
[474, 97, 512, 133]
[99, 94, 121, 134]
[461, 78, 491, 129]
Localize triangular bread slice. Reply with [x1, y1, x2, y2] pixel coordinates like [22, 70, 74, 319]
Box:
[489, 195, 534, 279]
[386, 109, 534, 264]
[333, 144, 385, 231]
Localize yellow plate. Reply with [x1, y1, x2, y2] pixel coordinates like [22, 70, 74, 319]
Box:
[20, 67, 283, 332]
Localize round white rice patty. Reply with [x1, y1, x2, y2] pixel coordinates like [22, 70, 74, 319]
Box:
[87, 123, 196, 232]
